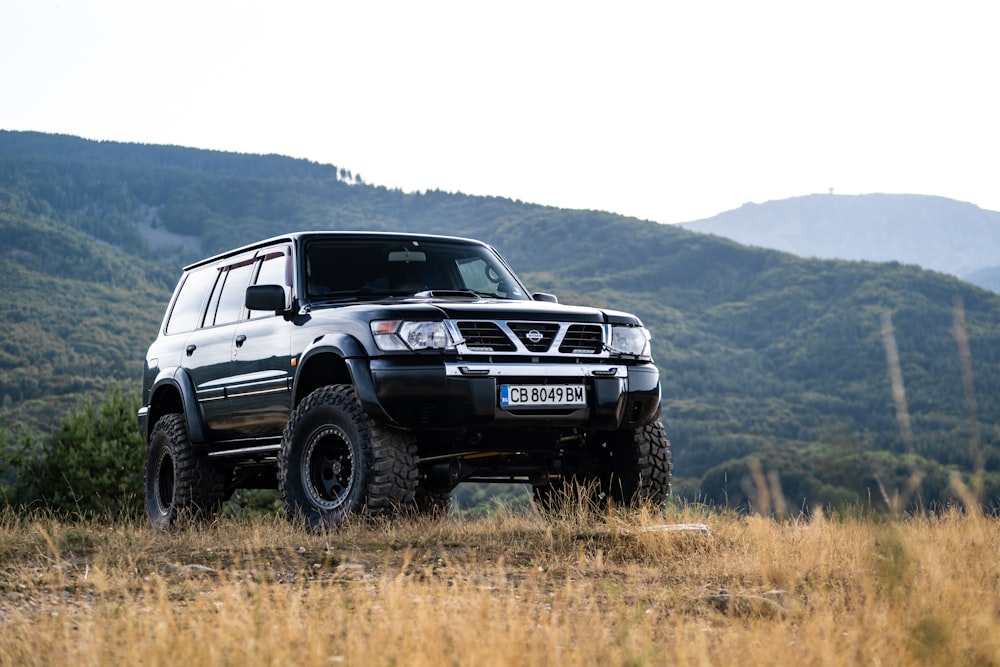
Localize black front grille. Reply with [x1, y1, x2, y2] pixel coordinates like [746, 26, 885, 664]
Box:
[508, 322, 559, 352]
[559, 324, 604, 354]
[457, 321, 516, 352]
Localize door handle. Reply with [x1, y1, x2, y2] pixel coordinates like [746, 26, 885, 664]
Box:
[235, 334, 247, 347]
[185, 344, 197, 356]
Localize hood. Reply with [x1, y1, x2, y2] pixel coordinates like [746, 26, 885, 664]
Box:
[309, 296, 643, 326]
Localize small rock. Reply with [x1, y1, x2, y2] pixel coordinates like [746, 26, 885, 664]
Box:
[706, 592, 786, 619]
[637, 523, 713, 536]
[336, 562, 365, 574]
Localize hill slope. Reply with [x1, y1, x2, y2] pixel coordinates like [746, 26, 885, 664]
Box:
[678, 193, 1000, 291]
[2, 130, 1000, 510]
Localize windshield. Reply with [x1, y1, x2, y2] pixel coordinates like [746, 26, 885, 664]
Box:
[304, 238, 529, 301]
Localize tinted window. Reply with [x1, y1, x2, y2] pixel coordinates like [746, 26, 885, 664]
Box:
[165, 266, 219, 334]
[305, 239, 527, 300]
[255, 251, 288, 287]
[212, 260, 255, 326]
[249, 251, 290, 318]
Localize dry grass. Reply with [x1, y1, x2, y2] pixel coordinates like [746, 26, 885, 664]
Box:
[1, 501, 999, 666]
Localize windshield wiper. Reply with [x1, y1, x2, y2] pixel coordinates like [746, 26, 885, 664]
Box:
[310, 289, 393, 303]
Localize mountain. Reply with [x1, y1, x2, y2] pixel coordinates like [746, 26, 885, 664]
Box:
[2, 130, 1000, 511]
[678, 193, 1000, 291]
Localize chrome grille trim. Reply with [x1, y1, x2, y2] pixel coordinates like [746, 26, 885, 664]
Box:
[447, 320, 608, 357]
[508, 321, 560, 352]
[445, 362, 626, 377]
[559, 324, 604, 354]
[455, 321, 515, 352]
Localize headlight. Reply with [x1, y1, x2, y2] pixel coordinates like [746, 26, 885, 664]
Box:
[609, 325, 651, 358]
[371, 320, 454, 351]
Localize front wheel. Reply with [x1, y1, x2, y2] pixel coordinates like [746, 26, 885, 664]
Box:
[596, 421, 673, 506]
[534, 422, 673, 511]
[278, 385, 418, 530]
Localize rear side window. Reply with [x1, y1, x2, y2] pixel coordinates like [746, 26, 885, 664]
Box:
[165, 266, 218, 334]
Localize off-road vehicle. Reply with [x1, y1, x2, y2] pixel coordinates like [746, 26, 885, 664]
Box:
[138, 231, 671, 528]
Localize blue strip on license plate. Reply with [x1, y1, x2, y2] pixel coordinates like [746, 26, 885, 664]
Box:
[500, 384, 586, 408]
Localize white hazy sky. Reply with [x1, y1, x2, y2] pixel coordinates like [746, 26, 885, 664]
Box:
[2, 1, 998, 224]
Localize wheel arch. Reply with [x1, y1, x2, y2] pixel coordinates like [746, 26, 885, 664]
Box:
[145, 367, 208, 444]
[292, 335, 391, 422]
[293, 350, 352, 406]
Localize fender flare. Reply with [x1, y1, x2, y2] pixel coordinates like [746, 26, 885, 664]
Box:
[292, 334, 391, 423]
[149, 366, 209, 444]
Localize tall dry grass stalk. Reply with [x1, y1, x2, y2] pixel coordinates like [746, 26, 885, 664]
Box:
[2, 503, 999, 666]
[881, 310, 914, 455]
[879, 310, 931, 513]
[953, 295, 985, 501]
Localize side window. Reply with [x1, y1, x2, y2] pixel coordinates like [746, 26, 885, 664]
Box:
[255, 251, 289, 287]
[165, 266, 218, 334]
[212, 260, 255, 326]
[249, 250, 290, 318]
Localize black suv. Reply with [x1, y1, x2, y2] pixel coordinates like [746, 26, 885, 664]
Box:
[138, 231, 671, 528]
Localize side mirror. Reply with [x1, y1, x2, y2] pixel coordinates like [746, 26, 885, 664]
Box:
[532, 292, 558, 303]
[246, 284, 288, 313]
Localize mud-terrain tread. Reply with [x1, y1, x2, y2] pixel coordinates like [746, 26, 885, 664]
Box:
[278, 384, 418, 529]
[145, 413, 226, 528]
[628, 421, 673, 505]
[535, 422, 672, 511]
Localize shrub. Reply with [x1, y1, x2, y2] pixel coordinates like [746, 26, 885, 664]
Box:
[1, 386, 145, 517]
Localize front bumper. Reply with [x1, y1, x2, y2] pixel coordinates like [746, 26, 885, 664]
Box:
[363, 358, 660, 431]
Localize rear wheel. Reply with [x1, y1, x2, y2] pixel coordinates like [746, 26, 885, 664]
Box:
[144, 414, 226, 529]
[279, 384, 418, 530]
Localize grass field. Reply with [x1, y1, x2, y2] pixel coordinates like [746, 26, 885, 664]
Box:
[1, 498, 998, 666]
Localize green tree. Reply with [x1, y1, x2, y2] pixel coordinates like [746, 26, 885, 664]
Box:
[3, 386, 145, 517]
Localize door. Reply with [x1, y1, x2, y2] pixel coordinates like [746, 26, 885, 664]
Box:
[224, 248, 294, 438]
[182, 257, 255, 439]
[169, 262, 236, 436]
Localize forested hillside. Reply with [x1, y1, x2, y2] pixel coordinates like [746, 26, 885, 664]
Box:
[3, 130, 1000, 511]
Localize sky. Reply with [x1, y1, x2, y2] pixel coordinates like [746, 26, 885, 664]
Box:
[2, 1, 999, 224]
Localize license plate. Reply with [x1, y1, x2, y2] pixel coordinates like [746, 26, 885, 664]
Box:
[500, 384, 586, 408]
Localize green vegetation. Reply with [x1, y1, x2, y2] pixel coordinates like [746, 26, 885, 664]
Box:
[2, 130, 999, 513]
[1, 386, 144, 517]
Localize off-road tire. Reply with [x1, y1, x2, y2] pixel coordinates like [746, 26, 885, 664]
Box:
[144, 413, 227, 529]
[535, 422, 672, 511]
[278, 384, 418, 530]
[596, 421, 672, 506]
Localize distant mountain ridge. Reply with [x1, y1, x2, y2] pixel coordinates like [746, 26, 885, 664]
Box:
[678, 193, 1000, 291]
